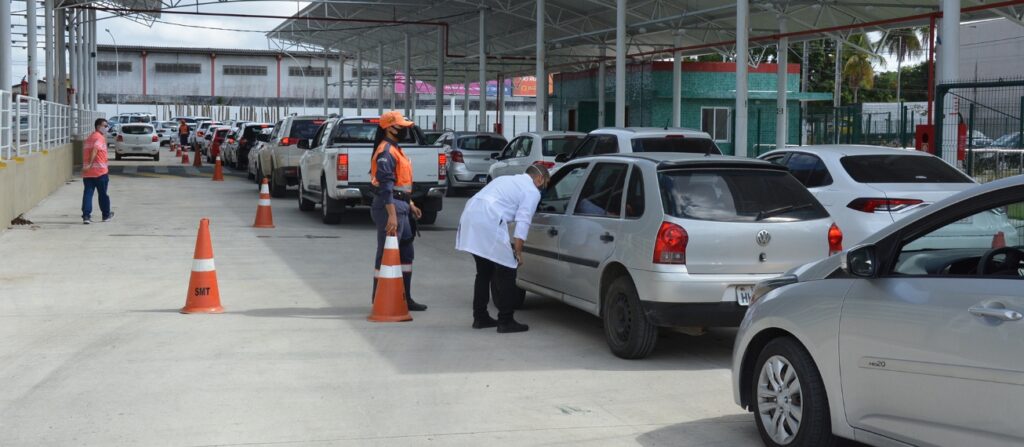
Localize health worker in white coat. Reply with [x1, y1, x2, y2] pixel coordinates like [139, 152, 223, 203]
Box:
[455, 165, 550, 333]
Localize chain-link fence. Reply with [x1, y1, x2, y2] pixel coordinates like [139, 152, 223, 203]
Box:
[935, 78, 1024, 183]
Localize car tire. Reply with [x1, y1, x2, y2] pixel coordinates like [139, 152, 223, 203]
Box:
[115, 153, 122, 161]
[297, 176, 315, 212]
[154, 153, 160, 162]
[751, 337, 837, 447]
[418, 210, 437, 225]
[602, 276, 657, 359]
[320, 180, 342, 225]
[445, 177, 459, 197]
[269, 168, 286, 198]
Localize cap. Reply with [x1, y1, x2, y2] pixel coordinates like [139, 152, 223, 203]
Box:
[379, 110, 414, 129]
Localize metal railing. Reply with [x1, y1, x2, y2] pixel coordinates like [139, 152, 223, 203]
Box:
[0, 89, 98, 160]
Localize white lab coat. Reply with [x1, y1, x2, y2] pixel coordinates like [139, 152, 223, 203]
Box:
[455, 174, 541, 268]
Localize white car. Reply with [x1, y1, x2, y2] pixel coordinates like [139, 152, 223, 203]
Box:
[436, 131, 509, 194]
[257, 115, 327, 197]
[114, 123, 160, 161]
[154, 121, 178, 146]
[488, 131, 585, 180]
[732, 175, 1024, 447]
[760, 145, 983, 245]
[563, 127, 722, 163]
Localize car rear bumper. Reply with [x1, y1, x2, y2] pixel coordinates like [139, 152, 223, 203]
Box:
[115, 146, 159, 155]
[449, 164, 488, 187]
[640, 301, 748, 327]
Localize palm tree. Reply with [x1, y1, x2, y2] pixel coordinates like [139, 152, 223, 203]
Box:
[881, 28, 925, 104]
[844, 55, 875, 103]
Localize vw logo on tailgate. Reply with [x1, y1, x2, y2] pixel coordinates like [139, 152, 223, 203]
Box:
[756, 230, 771, 247]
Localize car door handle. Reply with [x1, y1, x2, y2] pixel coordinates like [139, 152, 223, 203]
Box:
[969, 306, 1023, 321]
[600, 232, 615, 243]
[548, 227, 559, 237]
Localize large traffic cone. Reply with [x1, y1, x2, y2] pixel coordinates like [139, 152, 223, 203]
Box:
[181, 151, 190, 164]
[193, 150, 203, 167]
[253, 178, 275, 228]
[212, 156, 224, 181]
[181, 218, 223, 314]
[992, 231, 1007, 249]
[368, 235, 412, 322]
[176, 145, 183, 157]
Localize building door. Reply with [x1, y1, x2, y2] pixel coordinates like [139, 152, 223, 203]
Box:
[567, 109, 577, 132]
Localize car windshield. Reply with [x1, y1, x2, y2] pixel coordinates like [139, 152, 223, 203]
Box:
[992, 133, 1021, 147]
[121, 125, 153, 135]
[543, 137, 582, 156]
[660, 168, 828, 222]
[840, 155, 972, 183]
[631, 137, 721, 154]
[290, 119, 326, 139]
[458, 135, 507, 151]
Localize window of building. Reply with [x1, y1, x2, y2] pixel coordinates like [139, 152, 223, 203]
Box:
[288, 66, 332, 77]
[223, 65, 268, 76]
[97, 61, 132, 73]
[700, 107, 731, 142]
[155, 63, 201, 74]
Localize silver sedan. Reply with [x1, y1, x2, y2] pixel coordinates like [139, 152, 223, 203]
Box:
[732, 175, 1024, 447]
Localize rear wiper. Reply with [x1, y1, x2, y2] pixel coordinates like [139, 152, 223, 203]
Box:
[756, 203, 814, 221]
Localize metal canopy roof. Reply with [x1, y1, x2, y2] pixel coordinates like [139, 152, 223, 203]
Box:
[267, 0, 1021, 82]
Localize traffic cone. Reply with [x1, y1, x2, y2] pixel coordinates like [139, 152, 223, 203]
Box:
[253, 178, 275, 228]
[176, 145, 182, 157]
[181, 151, 190, 164]
[992, 231, 1007, 249]
[193, 150, 203, 167]
[212, 156, 224, 181]
[181, 218, 223, 314]
[368, 235, 412, 322]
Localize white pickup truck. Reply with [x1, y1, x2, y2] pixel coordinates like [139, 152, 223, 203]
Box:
[297, 116, 447, 225]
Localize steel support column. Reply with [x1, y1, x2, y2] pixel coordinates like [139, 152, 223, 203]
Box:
[435, 28, 444, 130]
[323, 55, 329, 115]
[938, 0, 961, 163]
[338, 52, 344, 115]
[28, 0, 39, 98]
[801, 40, 808, 145]
[0, 0, 11, 93]
[536, 0, 546, 132]
[735, 0, 749, 157]
[44, 0, 54, 101]
[775, 17, 788, 151]
[377, 44, 384, 115]
[405, 33, 412, 117]
[356, 50, 363, 115]
[463, 79, 470, 130]
[833, 37, 842, 144]
[478, 8, 487, 131]
[597, 47, 606, 128]
[55, 8, 65, 104]
[614, 0, 626, 127]
[90, 9, 97, 108]
[672, 33, 683, 128]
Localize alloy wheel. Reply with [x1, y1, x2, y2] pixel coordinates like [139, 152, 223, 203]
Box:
[757, 355, 803, 445]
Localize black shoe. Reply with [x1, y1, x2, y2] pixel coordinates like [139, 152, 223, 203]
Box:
[102, 212, 115, 222]
[406, 298, 428, 312]
[472, 315, 498, 329]
[497, 320, 529, 333]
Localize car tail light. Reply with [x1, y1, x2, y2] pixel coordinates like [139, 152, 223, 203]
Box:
[152, 135, 159, 142]
[198, 131, 205, 137]
[828, 223, 843, 256]
[280, 137, 295, 146]
[653, 222, 688, 264]
[450, 150, 464, 163]
[665, 134, 685, 139]
[438, 153, 447, 181]
[116, 135, 123, 142]
[336, 154, 349, 181]
[228, 138, 235, 144]
[533, 160, 556, 169]
[846, 198, 923, 213]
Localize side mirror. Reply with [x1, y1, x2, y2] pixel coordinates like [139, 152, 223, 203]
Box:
[490, 152, 501, 160]
[554, 153, 570, 163]
[841, 244, 877, 278]
[297, 139, 311, 150]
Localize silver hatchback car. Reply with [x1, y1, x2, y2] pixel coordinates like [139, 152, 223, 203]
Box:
[732, 175, 1024, 447]
[518, 153, 843, 359]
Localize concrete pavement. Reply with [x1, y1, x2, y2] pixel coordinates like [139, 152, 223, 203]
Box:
[0, 152, 762, 446]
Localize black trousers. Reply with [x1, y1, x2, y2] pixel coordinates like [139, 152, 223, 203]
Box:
[473, 255, 517, 322]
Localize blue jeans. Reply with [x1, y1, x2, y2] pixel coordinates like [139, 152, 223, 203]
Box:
[82, 174, 111, 220]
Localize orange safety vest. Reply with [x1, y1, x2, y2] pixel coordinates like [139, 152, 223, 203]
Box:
[179, 123, 189, 135]
[371, 140, 413, 191]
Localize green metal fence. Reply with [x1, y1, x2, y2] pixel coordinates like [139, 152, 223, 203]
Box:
[935, 78, 1024, 183]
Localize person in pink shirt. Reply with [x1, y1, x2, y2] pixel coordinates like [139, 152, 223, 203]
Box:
[82, 118, 113, 224]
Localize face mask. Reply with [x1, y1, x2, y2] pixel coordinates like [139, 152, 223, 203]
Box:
[394, 127, 410, 141]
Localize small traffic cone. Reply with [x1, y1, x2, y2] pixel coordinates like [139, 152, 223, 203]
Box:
[368, 235, 412, 322]
[181, 218, 223, 314]
[992, 231, 1007, 249]
[212, 156, 224, 181]
[176, 145, 182, 157]
[253, 178, 275, 228]
[193, 150, 203, 167]
[181, 151, 190, 164]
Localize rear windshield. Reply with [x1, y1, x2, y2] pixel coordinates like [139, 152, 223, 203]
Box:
[458, 135, 507, 151]
[121, 125, 153, 135]
[543, 137, 582, 157]
[127, 116, 150, 123]
[329, 121, 418, 145]
[243, 125, 273, 139]
[423, 133, 443, 145]
[289, 119, 326, 139]
[840, 155, 971, 183]
[632, 137, 721, 155]
[660, 169, 828, 222]
[200, 122, 219, 130]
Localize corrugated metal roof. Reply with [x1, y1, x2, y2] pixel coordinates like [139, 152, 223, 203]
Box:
[96, 44, 334, 59]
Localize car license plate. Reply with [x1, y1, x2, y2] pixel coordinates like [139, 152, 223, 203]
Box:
[133, 146, 143, 151]
[736, 285, 754, 306]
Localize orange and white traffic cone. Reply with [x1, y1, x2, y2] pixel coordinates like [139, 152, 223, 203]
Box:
[253, 178, 275, 228]
[212, 156, 224, 181]
[368, 234, 412, 322]
[181, 218, 223, 314]
[176, 145, 183, 157]
[181, 151, 190, 164]
[992, 231, 1007, 249]
[193, 150, 203, 167]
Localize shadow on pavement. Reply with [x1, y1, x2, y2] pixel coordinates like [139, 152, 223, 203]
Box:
[637, 413, 870, 447]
